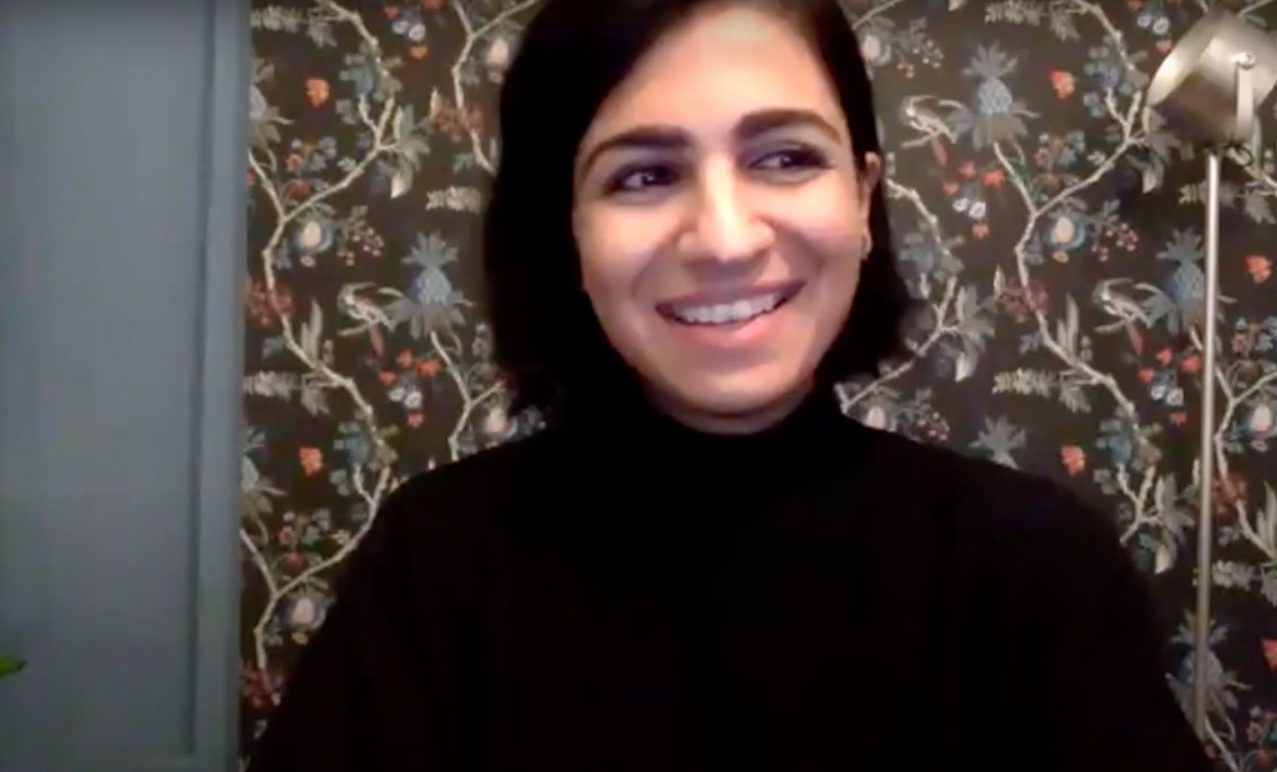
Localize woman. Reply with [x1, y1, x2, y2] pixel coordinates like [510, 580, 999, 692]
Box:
[247, 0, 1211, 769]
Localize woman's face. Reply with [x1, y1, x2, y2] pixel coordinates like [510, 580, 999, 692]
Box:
[572, 2, 880, 434]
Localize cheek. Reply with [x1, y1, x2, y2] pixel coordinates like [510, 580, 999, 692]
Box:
[781, 187, 869, 327]
[787, 185, 869, 270]
[574, 209, 662, 313]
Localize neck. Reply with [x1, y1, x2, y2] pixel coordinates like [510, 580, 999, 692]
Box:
[560, 381, 862, 535]
[561, 375, 848, 456]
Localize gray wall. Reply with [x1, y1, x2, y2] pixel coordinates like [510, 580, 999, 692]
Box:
[0, 1, 248, 769]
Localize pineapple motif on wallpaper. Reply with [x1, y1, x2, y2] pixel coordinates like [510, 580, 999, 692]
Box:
[965, 44, 1026, 147]
[385, 232, 470, 339]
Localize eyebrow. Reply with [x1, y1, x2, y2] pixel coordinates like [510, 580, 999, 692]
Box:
[576, 107, 844, 179]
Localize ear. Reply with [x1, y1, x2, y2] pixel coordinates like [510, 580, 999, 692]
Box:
[858, 151, 883, 203]
[854, 152, 882, 233]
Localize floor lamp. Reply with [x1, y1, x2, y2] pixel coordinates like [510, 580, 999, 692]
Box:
[1146, 5, 1277, 737]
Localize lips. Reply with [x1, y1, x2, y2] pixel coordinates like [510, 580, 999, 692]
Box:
[656, 282, 803, 326]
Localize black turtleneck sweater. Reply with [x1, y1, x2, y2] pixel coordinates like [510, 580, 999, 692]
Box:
[246, 389, 1210, 771]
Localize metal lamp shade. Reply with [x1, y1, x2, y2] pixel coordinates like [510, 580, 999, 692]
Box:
[1146, 5, 1277, 146]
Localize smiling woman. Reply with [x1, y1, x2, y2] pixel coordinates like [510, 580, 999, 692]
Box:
[244, 1, 1211, 770]
[568, 4, 884, 433]
[481, 0, 912, 434]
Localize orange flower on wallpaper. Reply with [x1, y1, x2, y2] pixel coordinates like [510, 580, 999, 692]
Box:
[305, 78, 330, 107]
[1050, 70, 1075, 98]
[299, 447, 323, 476]
[1263, 639, 1277, 671]
[1246, 254, 1272, 283]
[1060, 445, 1085, 476]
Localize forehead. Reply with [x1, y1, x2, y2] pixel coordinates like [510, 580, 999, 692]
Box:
[583, 4, 843, 141]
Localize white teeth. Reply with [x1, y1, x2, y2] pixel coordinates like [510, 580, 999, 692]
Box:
[669, 292, 784, 325]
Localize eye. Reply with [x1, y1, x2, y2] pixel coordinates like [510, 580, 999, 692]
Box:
[752, 147, 830, 173]
[606, 164, 679, 194]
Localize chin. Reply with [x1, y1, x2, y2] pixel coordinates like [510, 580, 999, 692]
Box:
[661, 366, 812, 420]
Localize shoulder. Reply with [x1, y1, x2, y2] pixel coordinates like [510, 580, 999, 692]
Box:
[851, 425, 1131, 585]
[857, 424, 1107, 523]
[375, 426, 566, 537]
[343, 428, 567, 593]
[389, 428, 562, 506]
[851, 427, 1159, 641]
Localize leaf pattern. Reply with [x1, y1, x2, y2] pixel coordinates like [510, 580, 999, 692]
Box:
[244, 1, 1277, 766]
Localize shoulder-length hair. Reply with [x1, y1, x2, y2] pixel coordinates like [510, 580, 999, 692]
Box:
[482, 0, 915, 420]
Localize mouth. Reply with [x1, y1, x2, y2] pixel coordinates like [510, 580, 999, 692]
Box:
[656, 282, 803, 327]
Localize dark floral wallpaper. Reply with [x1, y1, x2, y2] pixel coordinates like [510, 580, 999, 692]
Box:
[243, 0, 1277, 767]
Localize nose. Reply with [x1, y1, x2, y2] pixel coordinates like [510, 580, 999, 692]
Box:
[678, 161, 772, 266]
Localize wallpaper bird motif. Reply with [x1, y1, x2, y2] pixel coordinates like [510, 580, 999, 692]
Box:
[243, 0, 1277, 767]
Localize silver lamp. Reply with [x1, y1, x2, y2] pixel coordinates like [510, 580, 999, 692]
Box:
[1146, 5, 1277, 737]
